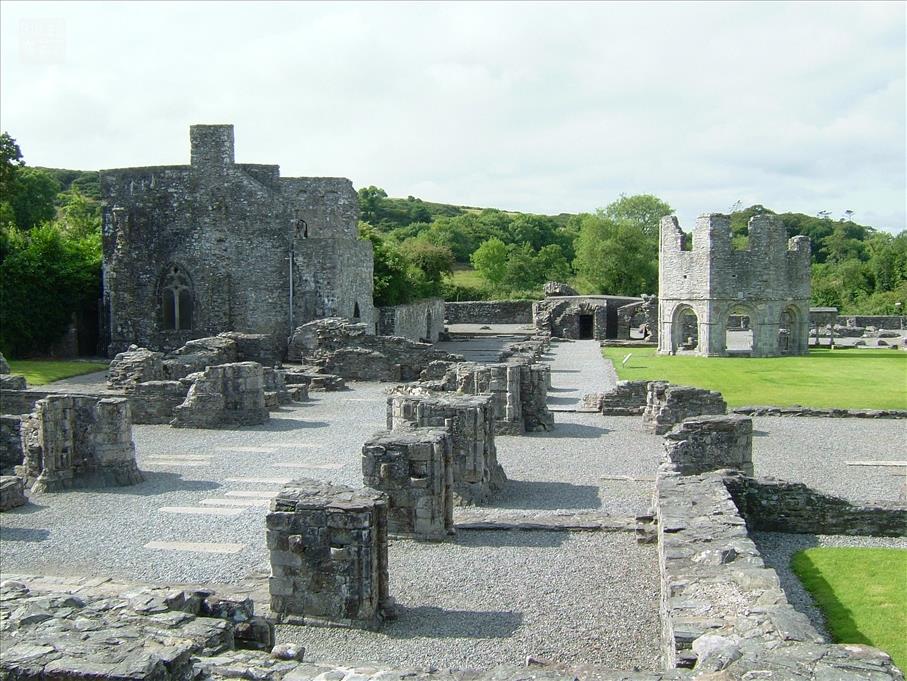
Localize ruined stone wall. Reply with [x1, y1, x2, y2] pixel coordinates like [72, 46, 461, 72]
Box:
[642, 382, 727, 435]
[387, 393, 505, 505]
[663, 415, 754, 476]
[172, 362, 269, 428]
[616, 296, 658, 342]
[658, 214, 811, 357]
[101, 124, 373, 357]
[443, 301, 533, 325]
[836, 315, 906, 330]
[378, 298, 445, 342]
[267, 479, 391, 628]
[17, 395, 142, 493]
[599, 380, 650, 415]
[0, 415, 23, 473]
[533, 296, 639, 340]
[362, 429, 454, 540]
[726, 474, 906, 537]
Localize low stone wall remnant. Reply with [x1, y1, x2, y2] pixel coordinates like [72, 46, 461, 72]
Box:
[0, 475, 27, 511]
[17, 395, 143, 493]
[362, 428, 454, 540]
[599, 380, 651, 416]
[387, 392, 505, 505]
[172, 362, 269, 428]
[443, 300, 534, 325]
[642, 381, 727, 435]
[378, 298, 445, 343]
[663, 415, 754, 476]
[267, 478, 393, 629]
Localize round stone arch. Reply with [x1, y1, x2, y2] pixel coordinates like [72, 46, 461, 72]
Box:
[778, 304, 806, 355]
[670, 303, 701, 354]
[718, 301, 760, 356]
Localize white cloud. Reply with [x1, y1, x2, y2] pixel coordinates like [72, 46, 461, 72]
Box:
[1, 0, 903, 232]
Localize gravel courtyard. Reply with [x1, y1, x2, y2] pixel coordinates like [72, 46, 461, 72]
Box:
[1, 338, 904, 669]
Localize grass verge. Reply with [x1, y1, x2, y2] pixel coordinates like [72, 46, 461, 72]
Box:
[7, 360, 109, 386]
[602, 346, 907, 410]
[791, 547, 907, 671]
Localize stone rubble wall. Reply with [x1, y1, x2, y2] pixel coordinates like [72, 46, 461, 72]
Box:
[0, 579, 275, 681]
[543, 281, 579, 297]
[599, 380, 651, 415]
[172, 362, 269, 429]
[724, 472, 907, 536]
[0, 414, 24, 473]
[642, 381, 727, 435]
[533, 297, 609, 340]
[836, 315, 906, 330]
[654, 470, 904, 678]
[733, 405, 907, 419]
[287, 318, 463, 382]
[616, 295, 659, 343]
[266, 479, 392, 629]
[127, 380, 192, 424]
[218, 332, 281, 367]
[443, 300, 534, 325]
[378, 298, 446, 343]
[663, 415, 754, 476]
[16, 395, 143, 493]
[0, 475, 27, 511]
[362, 428, 454, 540]
[387, 393, 506, 505]
[283, 368, 341, 393]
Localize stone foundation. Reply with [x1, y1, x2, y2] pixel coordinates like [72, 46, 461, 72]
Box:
[642, 381, 727, 435]
[362, 429, 454, 540]
[16, 395, 143, 493]
[0, 475, 27, 511]
[172, 362, 269, 428]
[266, 479, 392, 629]
[663, 415, 754, 476]
[387, 393, 505, 505]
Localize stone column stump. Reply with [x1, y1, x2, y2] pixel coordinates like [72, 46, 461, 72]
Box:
[266, 479, 393, 629]
[362, 428, 454, 540]
[387, 392, 505, 505]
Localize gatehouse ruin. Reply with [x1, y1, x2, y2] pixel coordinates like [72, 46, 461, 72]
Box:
[657, 213, 811, 356]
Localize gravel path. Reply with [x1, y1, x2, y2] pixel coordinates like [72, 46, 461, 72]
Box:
[750, 417, 907, 504]
[752, 532, 907, 638]
[281, 531, 660, 669]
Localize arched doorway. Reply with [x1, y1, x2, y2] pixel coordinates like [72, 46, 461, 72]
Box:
[724, 303, 754, 355]
[778, 305, 801, 355]
[671, 305, 699, 353]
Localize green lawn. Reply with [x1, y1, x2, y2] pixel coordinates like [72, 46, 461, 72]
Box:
[792, 548, 907, 671]
[447, 266, 486, 289]
[7, 360, 109, 386]
[602, 347, 907, 410]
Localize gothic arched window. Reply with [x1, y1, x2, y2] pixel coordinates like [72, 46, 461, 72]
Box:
[161, 264, 193, 330]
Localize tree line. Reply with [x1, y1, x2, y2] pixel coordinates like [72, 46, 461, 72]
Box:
[1, 129, 904, 357]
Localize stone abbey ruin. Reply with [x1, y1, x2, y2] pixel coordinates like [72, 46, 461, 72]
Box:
[1, 124, 906, 681]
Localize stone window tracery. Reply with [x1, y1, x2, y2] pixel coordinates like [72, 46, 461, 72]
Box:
[161, 265, 193, 330]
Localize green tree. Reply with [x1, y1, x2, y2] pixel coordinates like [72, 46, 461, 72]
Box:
[601, 194, 674, 239]
[57, 187, 101, 238]
[358, 222, 412, 306]
[501, 243, 543, 292]
[573, 214, 657, 296]
[400, 239, 455, 297]
[10, 166, 60, 230]
[358, 186, 388, 226]
[470, 237, 509, 287]
[534, 243, 572, 282]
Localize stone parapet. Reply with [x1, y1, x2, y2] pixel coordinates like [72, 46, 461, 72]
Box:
[642, 382, 726, 435]
[17, 395, 142, 493]
[362, 428, 454, 540]
[663, 415, 753, 476]
[266, 479, 392, 629]
[387, 392, 505, 505]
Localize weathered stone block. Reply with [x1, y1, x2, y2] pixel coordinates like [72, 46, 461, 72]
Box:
[387, 392, 505, 505]
[172, 363, 268, 428]
[642, 381, 726, 435]
[599, 380, 650, 415]
[362, 429, 454, 540]
[0, 475, 27, 511]
[266, 479, 392, 629]
[664, 415, 753, 476]
[107, 347, 165, 389]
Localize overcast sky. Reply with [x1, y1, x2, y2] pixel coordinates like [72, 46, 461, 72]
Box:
[1, 1, 904, 233]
